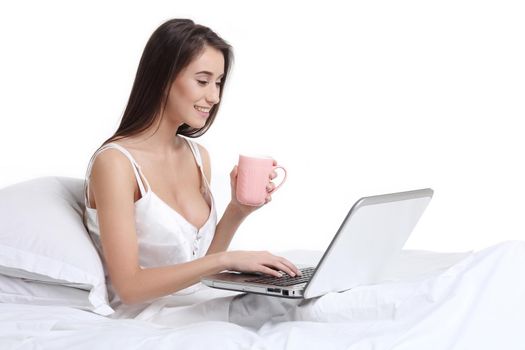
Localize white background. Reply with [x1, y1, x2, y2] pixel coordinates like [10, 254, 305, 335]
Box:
[1, 0, 524, 253]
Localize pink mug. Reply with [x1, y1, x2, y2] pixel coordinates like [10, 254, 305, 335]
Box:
[236, 154, 287, 206]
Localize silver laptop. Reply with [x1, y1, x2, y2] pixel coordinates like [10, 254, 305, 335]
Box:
[201, 188, 433, 299]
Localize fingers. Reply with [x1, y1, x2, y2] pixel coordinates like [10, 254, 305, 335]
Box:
[261, 254, 302, 277]
[265, 182, 276, 203]
[266, 182, 276, 193]
[231, 251, 302, 278]
[278, 257, 302, 276]
[260, 265, 284, 278]
[269, 171, 277, 180]
[272, 260, 298, 277]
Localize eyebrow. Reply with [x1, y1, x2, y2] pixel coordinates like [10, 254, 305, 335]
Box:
[195, 70, 224, 79]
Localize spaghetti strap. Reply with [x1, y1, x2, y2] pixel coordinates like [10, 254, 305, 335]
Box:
[185, 138, 203, 167]
[184, 138, 211, 188]
[84, 143, 150, 207]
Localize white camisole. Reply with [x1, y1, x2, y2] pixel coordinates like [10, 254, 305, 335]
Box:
[83, 138, 217, 305]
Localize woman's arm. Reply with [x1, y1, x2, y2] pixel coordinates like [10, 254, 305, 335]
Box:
[90, 150, 223, 304]
[197, 145, 272, 255]
[207, 191, 249, 255]
[90, 149, 297, 305]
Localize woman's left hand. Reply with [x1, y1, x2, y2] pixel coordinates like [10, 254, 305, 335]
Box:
[228, 163, 277, 217]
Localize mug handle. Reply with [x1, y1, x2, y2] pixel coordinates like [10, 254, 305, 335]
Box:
[270, 165, 287, 193]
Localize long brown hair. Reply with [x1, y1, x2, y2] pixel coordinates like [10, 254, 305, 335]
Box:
[103, 18, 233, 145]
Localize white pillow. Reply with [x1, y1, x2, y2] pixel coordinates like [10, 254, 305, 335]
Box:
[0, 273, 94, 311]
[0, 177, 113, 315]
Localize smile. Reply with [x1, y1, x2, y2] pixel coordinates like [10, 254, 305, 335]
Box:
[194, 105, 211, 113]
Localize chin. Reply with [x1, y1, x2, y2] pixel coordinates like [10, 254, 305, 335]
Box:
[186, 120, 207, 130]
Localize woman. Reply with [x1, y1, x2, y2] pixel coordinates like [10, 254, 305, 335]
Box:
[84, 18, 300, 307]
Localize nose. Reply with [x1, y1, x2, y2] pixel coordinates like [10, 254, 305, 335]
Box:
[206, 84, 220, 105]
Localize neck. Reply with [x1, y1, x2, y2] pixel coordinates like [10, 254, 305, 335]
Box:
[124, 115, 186, 156]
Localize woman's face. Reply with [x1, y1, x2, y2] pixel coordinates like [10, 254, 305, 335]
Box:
[165, 45, 225, 129]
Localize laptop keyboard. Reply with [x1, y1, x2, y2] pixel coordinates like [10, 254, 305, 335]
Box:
[245, 267, 315, 287]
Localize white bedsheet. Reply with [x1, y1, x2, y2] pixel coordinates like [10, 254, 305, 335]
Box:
[1, 241, 525, 349]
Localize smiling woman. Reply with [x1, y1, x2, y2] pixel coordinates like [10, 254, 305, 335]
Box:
[104, 19, 232, 142]
[83, 18, 301, 308]
[164, 49, 225, 129]
[193, 69, 224, 118]
[2, 4, 525, 346]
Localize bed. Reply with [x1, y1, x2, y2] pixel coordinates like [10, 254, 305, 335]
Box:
[1, 177, 524, 349]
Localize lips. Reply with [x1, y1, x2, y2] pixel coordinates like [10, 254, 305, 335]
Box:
[194, 105, 211, 113]
[194, 105, 210, 118]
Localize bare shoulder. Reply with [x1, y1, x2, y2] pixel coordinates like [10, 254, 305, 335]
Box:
[89, 148, 137, 206]
[91, 148, 135, 181]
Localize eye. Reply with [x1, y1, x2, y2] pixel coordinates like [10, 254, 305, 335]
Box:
[197, 80, 222, 88]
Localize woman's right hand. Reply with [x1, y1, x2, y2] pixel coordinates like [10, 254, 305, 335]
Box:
[220, 250, 302, 278]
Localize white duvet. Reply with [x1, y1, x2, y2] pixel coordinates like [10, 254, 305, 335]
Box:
[1, 241, 525, 349]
